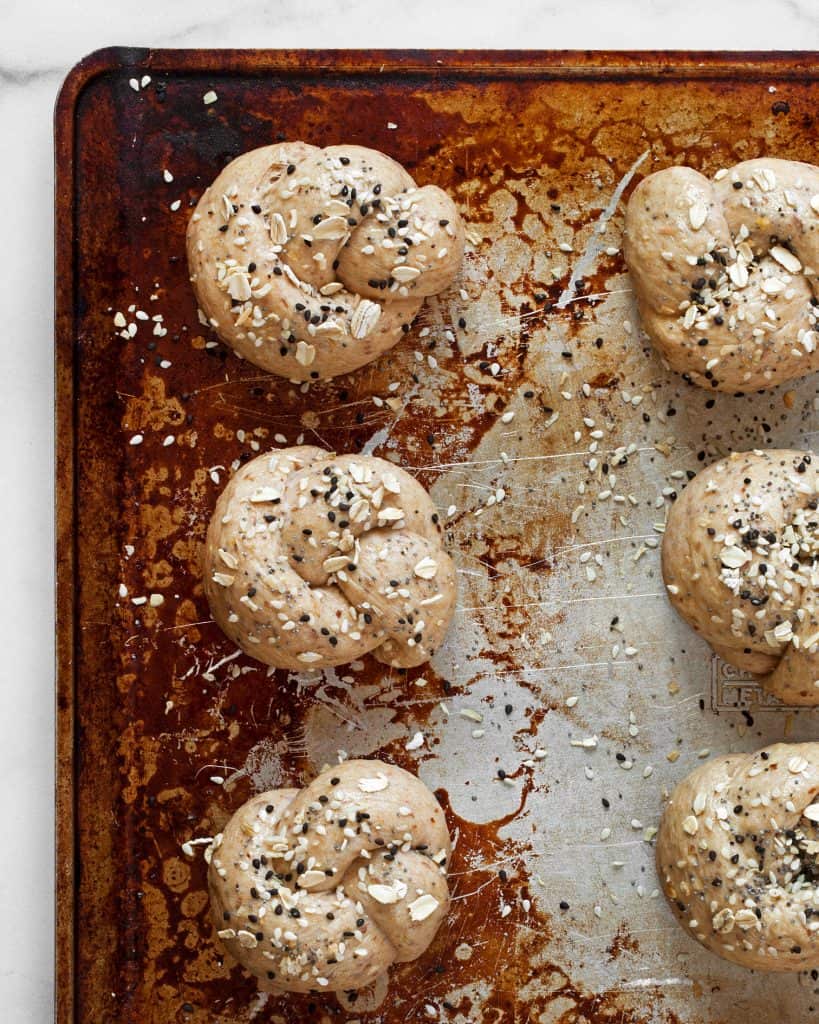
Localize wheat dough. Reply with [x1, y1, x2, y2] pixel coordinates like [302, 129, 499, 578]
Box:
[206, 759, 451, 993]
[203, 446, 457, 670]
[662, 449, 819, 705]
[187, 142, 465, 380]
[657, 743, 819, 970]
[625, 158, 819, 392]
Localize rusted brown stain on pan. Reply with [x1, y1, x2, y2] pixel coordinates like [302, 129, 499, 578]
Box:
[56, 49, 818, 1024]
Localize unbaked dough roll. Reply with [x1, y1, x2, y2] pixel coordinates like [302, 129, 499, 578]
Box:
[203, 446, 457, 670]
[625, 158, 819, 392]
[187, 142, 465, 380]
[206, 759, 451, 993]
[657, 743, 819, 971]
[662, 449, 819, 705]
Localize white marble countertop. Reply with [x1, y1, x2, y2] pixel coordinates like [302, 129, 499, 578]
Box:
[1, 1, 817, 1019]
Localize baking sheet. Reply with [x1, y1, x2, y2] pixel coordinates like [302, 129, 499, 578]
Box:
[55, 48, 819, 1023]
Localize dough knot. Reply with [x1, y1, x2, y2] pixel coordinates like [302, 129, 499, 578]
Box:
[207, 760, 452, 993]
[657, 743, 819, 970]
[662, 449, 819, 705]
[204, 446, 457, 670]
[625, 158, 819, 392]
[187, 143, 465, 379]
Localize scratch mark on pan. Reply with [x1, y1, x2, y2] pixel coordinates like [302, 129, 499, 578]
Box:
[201, 648, 242, 680]
[411, 444, 672, 473]
[556, 149, 650, 309]
[617, 976, 692, 990]
[458, 590, 665, 614]
[472, 286, 636, 335]
[248, 992, 270, 1018]
[361, 382, 419, 455]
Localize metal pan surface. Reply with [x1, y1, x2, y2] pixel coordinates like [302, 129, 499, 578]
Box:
[55, 48, 819, 1023]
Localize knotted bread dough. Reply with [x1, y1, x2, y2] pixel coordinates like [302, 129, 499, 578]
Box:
[662, 449, 819, 705]
[204, 446, 457, 670]
[624, 158, 819, 392]
[187, 142, 465, 380]
[207, 759, 451, 993]
[657, 743, 819, 971]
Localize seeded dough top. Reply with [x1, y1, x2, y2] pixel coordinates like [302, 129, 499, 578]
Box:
[657, 743, 819, 971]
[662, 448, 819, 705]
[625, 158, 819, 392]
[204, 445, 457, 670]
[207, 759, 451, 993]
[187, 142, 465, 380]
